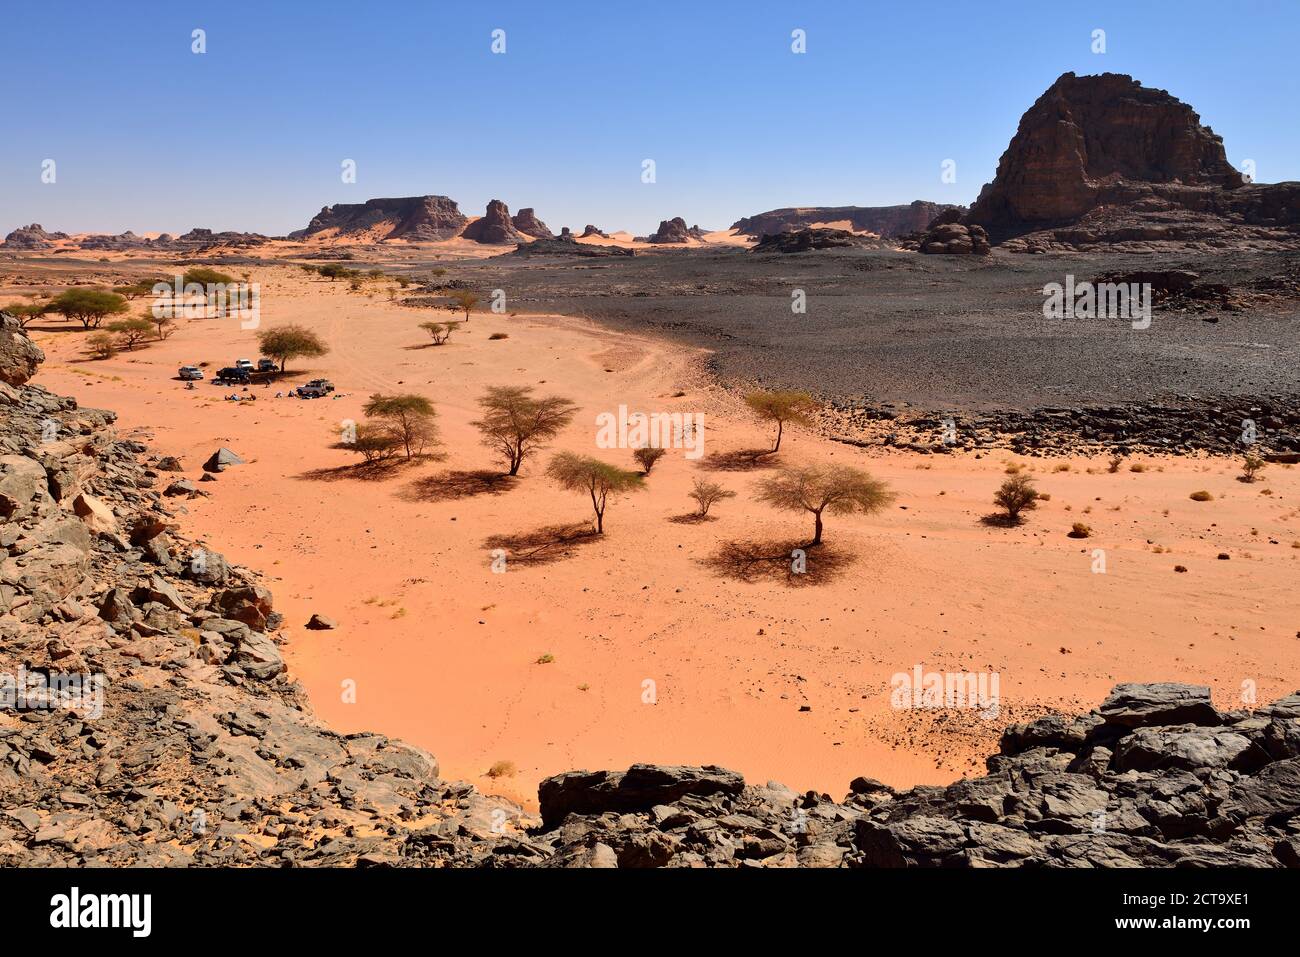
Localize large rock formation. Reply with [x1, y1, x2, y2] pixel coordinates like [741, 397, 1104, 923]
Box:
[645, 217, 692, 244]
[2, 224, 69, 249]
[733, 201, 960, 240]
[966, 73, 1300, 251]
[752, 227, 887, 253]
[289, 195, 468, 242]
[0, 311, 44, 386]
[461, 200, 526, 244]
[510, 207, 553, 239]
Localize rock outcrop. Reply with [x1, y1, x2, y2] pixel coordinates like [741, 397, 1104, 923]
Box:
[461, 200, 526, 245]
[289, 196, 468, 242]
[916, 221, 992, 255]
[733, 201, 960, 240]
[0, 311, 44, 386]
[966, 73, 1300, 251]
[645, 217, 692, 244]
[2, 224, 69, 249]
[753, 228, 886, 253]
[510, 207, 553, 239]
[580, 225, 609, 238]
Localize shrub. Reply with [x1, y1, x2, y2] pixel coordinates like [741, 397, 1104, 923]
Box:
[1241, 454, 1265, 483]
[633, 446, 667, 474]
[1189, 490, 1213, 502]
[419, 320, 455, 345]
[993, 474, 1039, 522]
[1068, 522, 1092, 538]
[86, 331, 118, 359]
[488, 332, 509, 340]
[486, 760, 516, 778]
[689, 478, 735, 517]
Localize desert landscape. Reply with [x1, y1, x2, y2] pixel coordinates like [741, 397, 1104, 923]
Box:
[3, 6, 1300, 914]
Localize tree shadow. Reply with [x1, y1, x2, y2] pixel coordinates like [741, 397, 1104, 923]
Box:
[667, 512, 718, 525]
[979, 513, 1025, 528]
[401, 469, 518, 502]
[294, 455, 431, 483]
[483, 522, 601, 567]
[701, 538, 853, 586]
[698, 448, 779, 472]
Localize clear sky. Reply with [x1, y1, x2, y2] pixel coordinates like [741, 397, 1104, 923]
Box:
[3, 0, 1297, 237]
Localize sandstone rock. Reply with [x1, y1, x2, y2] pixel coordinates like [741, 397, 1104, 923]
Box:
[461, 200, 525, 245]
[71, 493, 120, 535]
[0, 454, 53, 520]
[306, 614, 337, 630]
[202, 447, 244, 473]
[645, 217, 691, 244]
[732, 201, 960, 240]
[290, 195, 467, 242]
[0, 311, 45, 387]
[510, 207, 553, 239]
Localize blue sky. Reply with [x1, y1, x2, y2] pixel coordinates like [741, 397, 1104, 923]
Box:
[2, 0, 1297, 236]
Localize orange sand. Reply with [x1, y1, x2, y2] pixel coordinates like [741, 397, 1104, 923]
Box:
[23, 265, 1300, 808]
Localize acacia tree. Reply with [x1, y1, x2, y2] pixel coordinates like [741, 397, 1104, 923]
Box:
[419, 320, 455, 345]
[106, 317, 154, 350]
[547, 452, 644, 534]
[346, 422, 404, 464]
[256, 324, 328, 374]
[362, 394, 438, 459]
[447, 289, 479, 320]
[472, 385, 578, 476]
[756, 464, 893, 546]
[1, 303, 45, 329]
[47, 288, 129, 329]
[689, 477, 736, 517]
[744, 389, 819, 453]
[993, 474, 1039, 523]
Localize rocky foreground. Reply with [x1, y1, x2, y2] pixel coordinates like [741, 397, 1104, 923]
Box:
[2, 314, 1298, 867]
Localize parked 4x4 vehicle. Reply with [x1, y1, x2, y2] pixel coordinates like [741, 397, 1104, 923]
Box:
[215, 367, 251, 384]
[235, 359, 255, 373]
[295, 382, 329, 398]
[257, 358, 278, 372]
[178, 366, 204, 381]
[304, 378, 335, 393]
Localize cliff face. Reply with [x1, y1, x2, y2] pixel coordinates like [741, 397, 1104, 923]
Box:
[289, 195, 468, 241]
[732, 201, 959, 240]
[966, 73, 1300, 250]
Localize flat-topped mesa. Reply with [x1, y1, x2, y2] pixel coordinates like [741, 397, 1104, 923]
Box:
[510, 207, 553, 239]
[732, 201, 960, 240]
[289, 195, 468, 241]
[964, 72, 1300, 250]
[461, 199, 527, 244]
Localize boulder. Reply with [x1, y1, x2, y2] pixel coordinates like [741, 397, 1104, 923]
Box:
[0, 311, 45, 386]
[71, 492, 120, 536]
[1098, 682, 1222, 729]
[306, 614, 337, 630]
[538, 764, 744, 829]
[203, 447, 245, 473]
